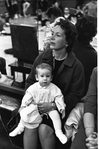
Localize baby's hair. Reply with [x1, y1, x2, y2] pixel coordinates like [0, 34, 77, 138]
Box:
[36, 63, 52, 74]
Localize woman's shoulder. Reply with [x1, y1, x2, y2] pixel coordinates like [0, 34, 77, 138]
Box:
[66, 52, 84, 68]
[68, 52, 85, 74]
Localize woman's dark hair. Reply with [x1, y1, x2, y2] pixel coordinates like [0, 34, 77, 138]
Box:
[46, 6, 63, 18]
[76, 15, 97, 44]
[55, 19, 77, 53]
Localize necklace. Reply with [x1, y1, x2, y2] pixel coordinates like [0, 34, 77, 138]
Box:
[55, 54, 68, 61]
[53, 50, 68, 61]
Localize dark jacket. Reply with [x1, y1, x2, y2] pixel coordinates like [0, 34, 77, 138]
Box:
[25, 49, 85, 119]
[73, 42, 97, 95]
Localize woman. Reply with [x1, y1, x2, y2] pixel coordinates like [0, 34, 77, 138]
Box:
[24, 18, 85, 149]
[70, 67, 97, 149]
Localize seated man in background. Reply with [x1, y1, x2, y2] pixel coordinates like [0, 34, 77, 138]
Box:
[73, 15, 97, 96]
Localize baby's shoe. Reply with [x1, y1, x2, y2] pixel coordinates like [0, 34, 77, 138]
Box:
[9, 125, 24, 137]
[55, 130, 67, 144]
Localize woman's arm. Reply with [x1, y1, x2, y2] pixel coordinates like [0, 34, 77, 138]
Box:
[37, 102, 57, 114]
[84, 113, 95, 137]
[84, 68, 97, 137]
[64, 60, 85, 116]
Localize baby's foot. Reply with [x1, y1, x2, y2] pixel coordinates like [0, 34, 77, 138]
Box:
[9, 126, 24, 137]
[55, 130, 67, 144]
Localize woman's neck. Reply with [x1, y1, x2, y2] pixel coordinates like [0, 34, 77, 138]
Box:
[53, 48, 68, 60]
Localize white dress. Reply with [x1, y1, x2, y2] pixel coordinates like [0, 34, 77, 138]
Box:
[20, 82, 65, 129]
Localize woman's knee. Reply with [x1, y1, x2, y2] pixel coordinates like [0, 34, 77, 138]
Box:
[39, 124, 54, 138]
[23, 127, 39, 149]
[39, 124, 56, 149]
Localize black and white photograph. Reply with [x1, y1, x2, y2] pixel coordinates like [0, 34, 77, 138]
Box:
[0, 0, 97, 149]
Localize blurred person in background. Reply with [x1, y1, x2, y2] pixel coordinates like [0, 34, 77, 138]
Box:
[82, 0, 97, 50]
[17, 0, 24, 17]
[11, 0, 18, 18]
[23, 0, 30, 17]
[75, 0, 86, 9]
[63, 7, 71, 20]
[53, 0, 64, 14]
[5, 0, 13, 18]
[82, 0, 97, 18]
[73, 15, 97, 96]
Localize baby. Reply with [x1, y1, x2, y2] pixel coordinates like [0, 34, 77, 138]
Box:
[9, 63, 67, 144]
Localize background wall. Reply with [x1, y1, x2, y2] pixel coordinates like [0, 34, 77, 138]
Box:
[61, 0, 91, 8]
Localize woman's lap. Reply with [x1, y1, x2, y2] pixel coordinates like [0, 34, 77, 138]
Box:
[40, 115, 71, 149]
[23, 115, 55, 149]
[8, 114, 71, 149]
[39, 115, 56, 149]
[41, 114, 54, 129]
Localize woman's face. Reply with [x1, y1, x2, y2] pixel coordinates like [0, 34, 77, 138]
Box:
[50, 25, 67, 51]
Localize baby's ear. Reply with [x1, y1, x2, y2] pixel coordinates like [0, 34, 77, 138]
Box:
[35, 75, 38, 81]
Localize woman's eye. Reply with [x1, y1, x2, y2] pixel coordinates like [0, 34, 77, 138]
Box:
[57, 34, 61, 37]
[51, 32, 61, 37]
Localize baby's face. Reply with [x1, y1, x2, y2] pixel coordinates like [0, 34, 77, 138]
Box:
[37, 68, 52, 87]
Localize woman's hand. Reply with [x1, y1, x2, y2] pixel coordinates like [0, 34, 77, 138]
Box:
[37, 102, 56, 114]
[86, 132, 98, 149]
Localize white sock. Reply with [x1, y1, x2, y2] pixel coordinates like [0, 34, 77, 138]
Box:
[9, 125, 24, 137]
[55, 130, 67, 144]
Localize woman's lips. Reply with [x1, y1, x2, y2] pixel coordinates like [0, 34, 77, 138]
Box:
[50, 42, 55, 45]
